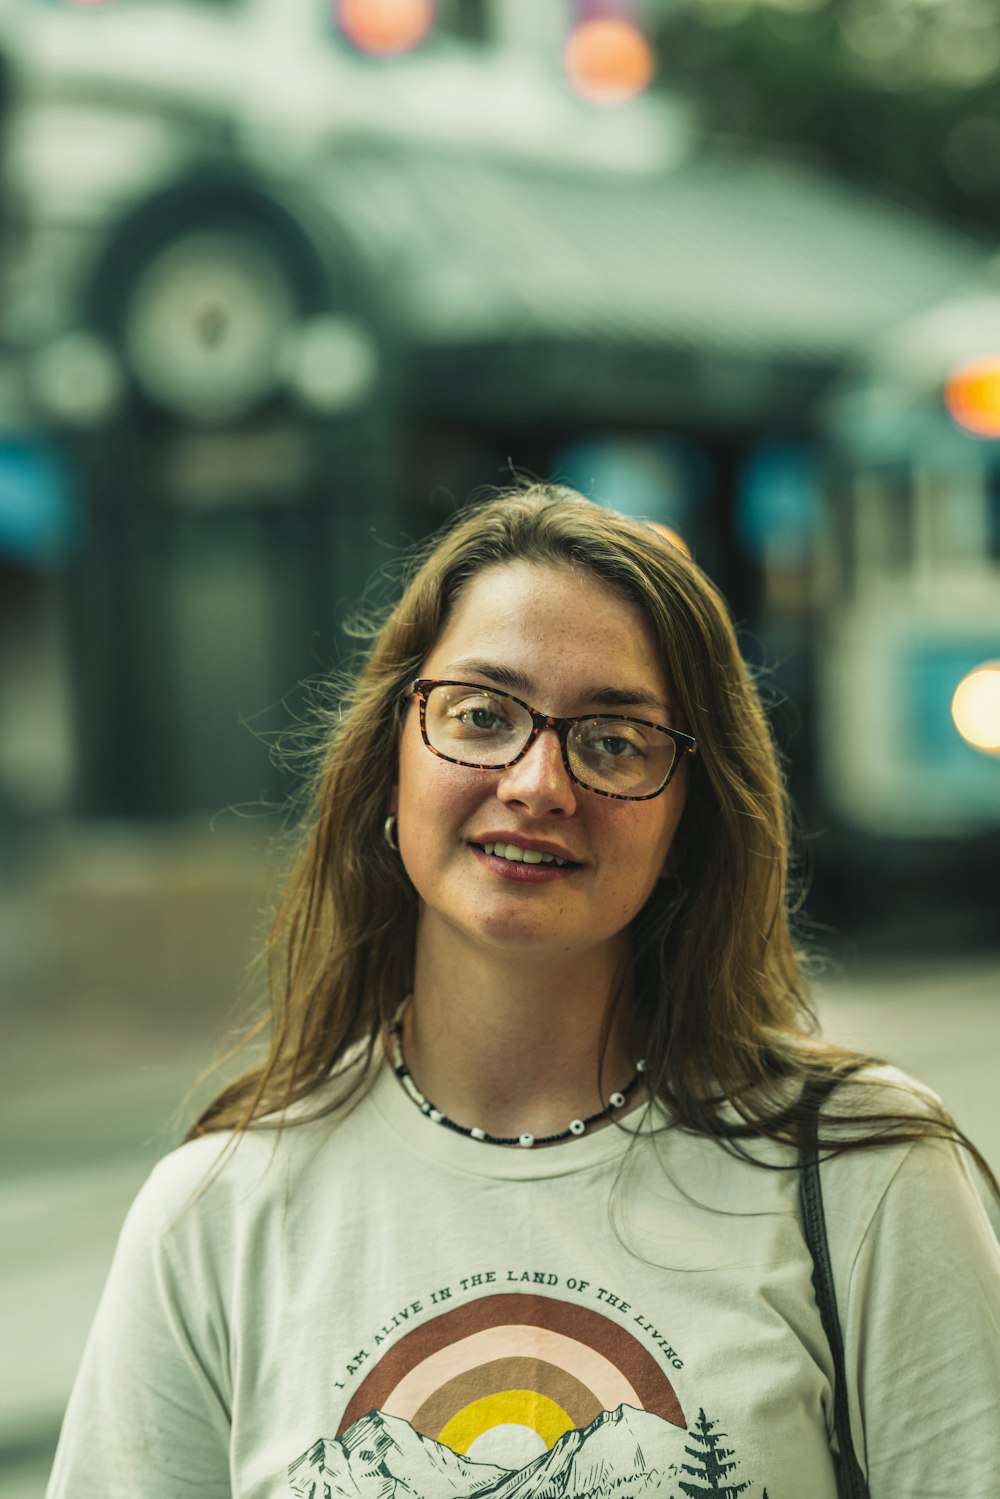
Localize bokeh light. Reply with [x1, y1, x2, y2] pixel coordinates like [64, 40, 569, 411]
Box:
[564, 17, 655, 105]
[336, 0, 434, 56]
[944, 355, 1000, 438]
[952, 663, 1000, 755]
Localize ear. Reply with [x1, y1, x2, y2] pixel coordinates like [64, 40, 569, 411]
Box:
[388, 784, 398, 816]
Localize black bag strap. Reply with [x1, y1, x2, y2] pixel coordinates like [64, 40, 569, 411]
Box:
[798, 1073, 872, 1499]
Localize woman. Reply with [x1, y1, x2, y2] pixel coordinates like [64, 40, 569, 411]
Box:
[48, 485, 1000, 1499]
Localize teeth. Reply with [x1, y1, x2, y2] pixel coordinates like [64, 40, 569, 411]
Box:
[482, 843, 569, 867]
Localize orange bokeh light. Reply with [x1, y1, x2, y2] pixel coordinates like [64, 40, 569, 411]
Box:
[564, 17, 655, 105]
[944, 355, 1000, 438]
[337, 0, 434, 56]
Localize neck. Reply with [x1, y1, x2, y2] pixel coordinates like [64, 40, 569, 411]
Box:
[402, 925, 639, 1141]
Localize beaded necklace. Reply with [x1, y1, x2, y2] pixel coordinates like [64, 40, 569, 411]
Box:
[387, 999, 646, 1149]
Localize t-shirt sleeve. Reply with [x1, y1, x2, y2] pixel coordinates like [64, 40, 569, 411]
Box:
[46, 1151, 233, 1498]
[839, 1135, 1000, 1499]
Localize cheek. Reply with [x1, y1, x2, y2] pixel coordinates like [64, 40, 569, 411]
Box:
[395, 720, 434, 812]
[613, 797, 685, 888]
[396, 740, 490, 832]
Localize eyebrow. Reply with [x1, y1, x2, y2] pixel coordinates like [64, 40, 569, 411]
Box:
[444, 659, 673, 718]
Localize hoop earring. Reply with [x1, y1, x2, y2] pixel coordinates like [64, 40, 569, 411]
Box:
[383, 814, 399, 851]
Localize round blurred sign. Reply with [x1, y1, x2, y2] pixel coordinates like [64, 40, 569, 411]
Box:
[123, 229, 296, 425]
[31, 330, 124, 429]
[284, 316, 379, 414]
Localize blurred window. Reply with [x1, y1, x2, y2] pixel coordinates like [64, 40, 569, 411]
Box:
[987, 468, 1000, 563]
[880, 472, 912, 571]
[35, 0, 241, 7]
[856, 468, 913, 574]
[553, 434, 708, 539]
[737, 441, 820, 570]
[436, 0, 490, 45]
[827, 473, 855, 590]
[65, 0, 247, 6]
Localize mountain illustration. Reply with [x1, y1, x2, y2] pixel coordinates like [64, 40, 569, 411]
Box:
[288, 1409, 510, 1498]
[471, 1405, 688, 1499]
[288, 1403, 691, 1499]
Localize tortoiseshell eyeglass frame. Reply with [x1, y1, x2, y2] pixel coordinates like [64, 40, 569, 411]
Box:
[409, 679, 697, 802]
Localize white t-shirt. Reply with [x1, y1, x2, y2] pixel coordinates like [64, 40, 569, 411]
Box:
[47, 1056, 1000, 1499]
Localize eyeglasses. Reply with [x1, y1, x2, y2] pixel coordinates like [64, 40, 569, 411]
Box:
[410, 679, 696, 801]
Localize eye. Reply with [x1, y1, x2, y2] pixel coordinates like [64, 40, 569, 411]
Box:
[443, 693, 515, 735]
[578, 722, 650, 759]
[593, 735, 641, 758]
[463, 705, 506, 731]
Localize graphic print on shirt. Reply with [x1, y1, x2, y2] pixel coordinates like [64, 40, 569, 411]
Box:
[287, 1291, 765, 1497]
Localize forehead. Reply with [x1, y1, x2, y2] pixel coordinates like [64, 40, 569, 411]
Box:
[423, 561, 671, 705]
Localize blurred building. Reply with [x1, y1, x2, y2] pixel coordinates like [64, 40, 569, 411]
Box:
[0, 0, 996, 898]
[820, 293, 1000, 841]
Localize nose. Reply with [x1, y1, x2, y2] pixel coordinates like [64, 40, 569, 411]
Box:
[496, 728, 578, 818]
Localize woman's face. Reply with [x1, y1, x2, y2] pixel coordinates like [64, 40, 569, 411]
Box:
[392, 561, 688, 967]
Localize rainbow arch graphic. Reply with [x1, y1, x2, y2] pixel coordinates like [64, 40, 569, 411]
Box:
[338, 1293, 684, 1467]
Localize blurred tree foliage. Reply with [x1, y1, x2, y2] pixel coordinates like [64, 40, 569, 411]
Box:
[649, 0, 1000, 236]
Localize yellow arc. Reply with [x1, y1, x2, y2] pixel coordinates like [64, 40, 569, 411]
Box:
[438, 1389, 575, 1455]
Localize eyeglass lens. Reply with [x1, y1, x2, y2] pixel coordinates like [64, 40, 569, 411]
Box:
[422, 683, 676, 797]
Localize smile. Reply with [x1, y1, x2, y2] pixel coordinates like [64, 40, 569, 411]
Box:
[480, 841, 572, 867]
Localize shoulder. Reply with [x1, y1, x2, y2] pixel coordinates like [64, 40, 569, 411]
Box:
[807, 1062, 969, 1203]
[112, 1130, 279, 1266]
[121, 1062, 379, 1261]
[153, 1043, 378, 1204]
[820, 1062, 946, 1128]
[811, 1065, 997, 1272]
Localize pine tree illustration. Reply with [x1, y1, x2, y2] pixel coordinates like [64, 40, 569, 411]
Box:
[676, 1408, 750, 1497]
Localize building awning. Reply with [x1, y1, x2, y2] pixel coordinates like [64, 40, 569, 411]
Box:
[316, 139, 986, 423]
[322, 140, 983, 359]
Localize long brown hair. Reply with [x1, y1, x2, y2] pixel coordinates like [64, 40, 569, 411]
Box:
[189, 484, 997, 1188]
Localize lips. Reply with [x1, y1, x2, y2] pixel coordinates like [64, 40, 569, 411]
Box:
[481, 841, 569, 867]
[470, 836, 580, 868]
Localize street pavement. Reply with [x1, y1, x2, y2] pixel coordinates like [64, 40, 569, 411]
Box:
[1, 956, 997, 1499]
[0, 1011, 228, 1499]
